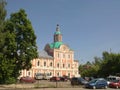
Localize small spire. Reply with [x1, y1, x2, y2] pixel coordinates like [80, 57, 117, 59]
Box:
[56, 24, 60, 31]
[54, 24, 62, 42]
[57, 24, 59, 26]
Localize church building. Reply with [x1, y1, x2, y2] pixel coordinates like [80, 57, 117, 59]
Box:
[20, 24, 79, 78]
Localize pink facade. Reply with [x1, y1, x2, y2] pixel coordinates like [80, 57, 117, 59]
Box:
[20, 25, 79, 78]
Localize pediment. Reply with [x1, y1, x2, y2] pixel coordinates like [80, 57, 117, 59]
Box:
[59, 44, 70, 51]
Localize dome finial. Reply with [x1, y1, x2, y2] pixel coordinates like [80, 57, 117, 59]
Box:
[56, 24, 60, 31]
[57, 24, 59, 26]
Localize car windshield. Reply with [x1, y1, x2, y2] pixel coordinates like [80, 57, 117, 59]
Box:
[89, 79, 97, 83]
[36, 73, 43, 76]
[72, 77, 78, 80]
[79, 78, 85, 81]
[112, 80, 119, 83]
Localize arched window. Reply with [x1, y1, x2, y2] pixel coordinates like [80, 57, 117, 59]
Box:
[58, 53, 59, 58]
[68, 64, 70, 68]
[28, 71, 30, 76]
[68, 73, 70, 77]
[50, 62, 52, 67]
[63, 64, 65, 68]
[68, 54, 70, 58]
[44, 62, 46, 66]
[37, 61, 40, 66]
[57, 72, 59, 76]
[57, 63, 59, 68]
[50, 72, 52, 75]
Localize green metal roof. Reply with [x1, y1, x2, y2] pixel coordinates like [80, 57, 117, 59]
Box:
[54, 31, 61, 35]
[49, 42, 63, 49]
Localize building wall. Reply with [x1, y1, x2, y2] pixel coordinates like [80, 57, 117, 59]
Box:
[20, 25, 79, 78]
[20, 44, 79, 78]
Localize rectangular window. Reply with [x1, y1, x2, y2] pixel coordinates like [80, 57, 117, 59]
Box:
[68, 55, 70, 59]
[58, 53, 59, 58]
[63, 54, 65, 58]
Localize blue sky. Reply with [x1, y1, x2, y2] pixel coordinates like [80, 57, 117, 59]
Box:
[6, 0, 120, 64]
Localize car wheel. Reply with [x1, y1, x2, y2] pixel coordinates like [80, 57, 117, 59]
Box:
[93, 86, 96, 89]
[104, 86, 108, 89]
[71, 82, 74, 86]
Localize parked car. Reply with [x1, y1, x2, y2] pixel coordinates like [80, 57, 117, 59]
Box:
[34, 73, 44, 80]
[106, 75, 120, 85]
[109, 79, 120, 88]
[71, 77, 88, 85]
[20, 76, 36, 83]
[44, 73, 52, 80]
[50, 76, 60, 81]
[85, 78, 108, 89]
[59, 77, 68, 82]
[35, 73, 52, 80]
[84, 77, 94, 81]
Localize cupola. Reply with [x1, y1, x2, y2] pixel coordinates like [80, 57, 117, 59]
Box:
[54, 24, 62, 42]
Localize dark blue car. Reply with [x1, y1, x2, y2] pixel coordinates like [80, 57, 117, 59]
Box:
[71, 77, 88, 85]
[85, 78, 108, 89]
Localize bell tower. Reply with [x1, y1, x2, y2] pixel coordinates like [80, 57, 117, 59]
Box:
[54, 24, 62, 42]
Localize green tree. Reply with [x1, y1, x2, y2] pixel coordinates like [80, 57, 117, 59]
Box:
[8, 9, 38, 79]
[79, 51, 120, 78]
[0, 0, 6, 52]
[79, 57, 102, 77]
[0, 0, 14, 84]
[79, 63, 100, 77]
[99, 52, 120, 77]
[1, 20, 17, 84]
[0, 7, 38, 84]
[0, 0, 6, 25]
[93, 56, 102, 65]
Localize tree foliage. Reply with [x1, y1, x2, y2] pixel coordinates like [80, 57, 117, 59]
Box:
[79, 59, 101, 77]
[0, 0, 6, 51]
[9, 9, 38, 78]
[99, 52, 120, 77]
[8, 9, 38, 81]
[0, 1, 38, 84]
[0, 0, 6, 25]
[0, 0, 15, 84]
[79, 51, 120, 78]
